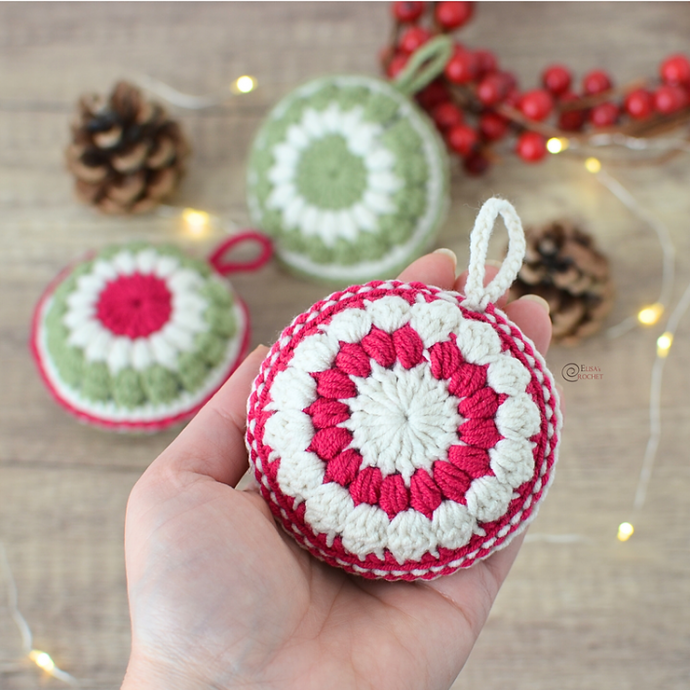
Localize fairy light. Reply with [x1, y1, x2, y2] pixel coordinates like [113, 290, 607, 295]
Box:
[656, 331, 673, 357]
[584, 156, 602, 173]
[182, 208, 211, 237]
[617, 522, 635, 541]
[546, 137, 569, 154]
[0, 543, 78, 685]
[29, 649, 56, 673]
[637, 302, 665, 325]
[233, 75, 257, 94]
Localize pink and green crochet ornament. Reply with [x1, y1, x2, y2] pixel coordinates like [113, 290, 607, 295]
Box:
[31, 233, 271, 432]
[246, 37, 452, 284]
[246, 198, 562, 581]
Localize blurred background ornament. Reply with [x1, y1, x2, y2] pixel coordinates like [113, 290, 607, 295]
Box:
[30, 233, 271, 432]
[246, 37, 452, 284]
[66, 81, 190, 214]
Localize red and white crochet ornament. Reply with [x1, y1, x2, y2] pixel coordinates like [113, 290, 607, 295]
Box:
[31, 231, 272, 433]
[246, 198, 561, 580]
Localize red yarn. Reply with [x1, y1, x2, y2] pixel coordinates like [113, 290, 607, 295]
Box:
[208, 231, 273, 275]
[96, 273, 172, 338]
[246, 281, 560, 580]
[350, 466, 383, 505]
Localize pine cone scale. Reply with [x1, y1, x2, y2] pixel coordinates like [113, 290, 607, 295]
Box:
[66, 81, 189, 214]
[508, 220, 614, 345]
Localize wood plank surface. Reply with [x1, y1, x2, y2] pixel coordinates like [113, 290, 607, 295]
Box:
[1, 3, 689, 689]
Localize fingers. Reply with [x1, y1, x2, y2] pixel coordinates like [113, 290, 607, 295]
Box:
[397, 250, 457, 289]
[151, 345, 269, 487]
[504, 296, 552, 355]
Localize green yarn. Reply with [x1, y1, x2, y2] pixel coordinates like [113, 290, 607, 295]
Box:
[41, 243, 242, 413]
[82, 361, 111, 402]
[295, 134, 368, 210]
[112, 368, 146, 408]
[205, 304, 236, 338]
[195, 331, 227, 367]
[246, 74, 449, 283]
[141, 364, 179, 405]
[177, 351, 210, 393]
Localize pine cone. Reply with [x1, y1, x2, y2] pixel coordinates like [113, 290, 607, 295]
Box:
[508, 220, 614, 346]
[66, 81, 190, 214]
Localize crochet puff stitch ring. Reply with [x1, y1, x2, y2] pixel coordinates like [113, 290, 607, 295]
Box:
[246, 72, 449, 285]
[31, 234, 270, 433]
[247, 198, 562, 581]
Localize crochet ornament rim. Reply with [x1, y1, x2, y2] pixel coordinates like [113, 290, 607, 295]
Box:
[247, 199, 562, 581]
[30, 236, 268, 433]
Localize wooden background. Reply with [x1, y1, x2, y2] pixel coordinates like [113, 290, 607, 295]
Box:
[1, 3, 689, 688]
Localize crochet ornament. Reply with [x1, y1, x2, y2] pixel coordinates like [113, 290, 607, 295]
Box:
[247, 198, 562, 581]
[31, 233, 271, 432]
[246, 37, 452, 284]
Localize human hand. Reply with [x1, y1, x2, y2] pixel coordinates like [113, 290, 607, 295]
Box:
[121, 250, 554, 690]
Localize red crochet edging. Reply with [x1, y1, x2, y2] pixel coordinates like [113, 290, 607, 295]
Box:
[246, 281, 560, 580]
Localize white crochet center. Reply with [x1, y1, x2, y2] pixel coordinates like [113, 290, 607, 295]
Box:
[261, 293, 541, 563]
[344, 361, 461, 480]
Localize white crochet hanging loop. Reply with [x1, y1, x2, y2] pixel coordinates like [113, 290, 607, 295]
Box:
[461, 198, 526, 313]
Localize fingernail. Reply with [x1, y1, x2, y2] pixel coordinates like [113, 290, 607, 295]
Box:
[433, 247, 457, 271]
[486, 259, 503, 269]
[520, 294, 551, 314]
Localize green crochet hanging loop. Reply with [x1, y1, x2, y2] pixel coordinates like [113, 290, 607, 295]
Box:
[392, 35, 454, 98]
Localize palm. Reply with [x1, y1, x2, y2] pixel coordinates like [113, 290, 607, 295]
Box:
[123, 253, 553, 690]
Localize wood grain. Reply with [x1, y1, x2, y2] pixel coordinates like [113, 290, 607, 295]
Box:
[1, 3, 689, 688]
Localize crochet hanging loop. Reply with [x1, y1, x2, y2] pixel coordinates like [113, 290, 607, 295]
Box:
[461, 198, 527, 313]
[393, 35, 454, 97]
[208, 230, 273, 276]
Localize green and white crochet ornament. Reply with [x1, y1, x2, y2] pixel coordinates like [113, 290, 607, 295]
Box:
[30, 234, 271, 432]
[247, 37, 452, 284]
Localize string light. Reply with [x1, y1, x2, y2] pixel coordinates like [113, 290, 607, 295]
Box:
[181, 207, 212, 236]
[656, 331, 673, 357]
[546, 137, 569, 154]
[0, 543, 78, 685]
[135, 73, 258, 109]
[584, 156, 602, 173]
[233, 75, 257, 94]
[637, 302, 665, 325]
[617, 522, 635, 542]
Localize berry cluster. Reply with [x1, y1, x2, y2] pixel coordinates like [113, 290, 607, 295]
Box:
[383, 1, 690, 174]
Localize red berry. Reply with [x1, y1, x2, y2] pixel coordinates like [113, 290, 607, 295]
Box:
[589, 101, 619, 127]
[399, 26, 432, 54]
[516, 131, 547, 163]
[624, 88, 653, 120]
[504, 87, 521, 108]
[660, 53, 690, 86]
[519, 89, 554, 121]
[387, 53, 409, 79]
[431, 101, 464, 130]
[416, 80, 449, 109]
[447, 123, 479, 157]
[653, 84, 688, 114]
[479, 111, 509, 141]
[392, 1, 425, 23]
[435, 1, 474, 30]
[582, 70, 612, 95]
[474, 49, 498, 78]
[542, 64, 572, 95]
[445, 49, 479, 84]
[477, 73, 510, 106]
[557, 92, 586, 131]
[463, 152, 490, 176]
